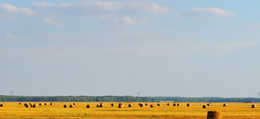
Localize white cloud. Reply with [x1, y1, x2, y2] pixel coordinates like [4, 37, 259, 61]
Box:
[0, 3, 37, 19]
[32, 1, 171, 17]
[182, 8, 235, 18]
[43, 18, 64, 26]
[113, 16, 135, 25]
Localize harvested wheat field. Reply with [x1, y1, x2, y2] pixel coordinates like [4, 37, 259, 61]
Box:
[0, 102, 259, 119]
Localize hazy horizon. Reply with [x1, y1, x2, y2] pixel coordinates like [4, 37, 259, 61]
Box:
[1, 0, 260, 97]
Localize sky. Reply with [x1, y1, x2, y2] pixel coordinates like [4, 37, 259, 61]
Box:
[1, 0, 260, 97]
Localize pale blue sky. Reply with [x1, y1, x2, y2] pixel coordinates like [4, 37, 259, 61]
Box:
[1, 0, 260, 97]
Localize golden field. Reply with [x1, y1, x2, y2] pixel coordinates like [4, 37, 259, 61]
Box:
[0, 102, 259, 119]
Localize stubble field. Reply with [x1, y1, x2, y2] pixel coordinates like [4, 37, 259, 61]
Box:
[0, 102, 259, 119]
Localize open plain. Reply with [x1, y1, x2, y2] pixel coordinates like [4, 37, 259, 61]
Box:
[0, 102, 259, 118]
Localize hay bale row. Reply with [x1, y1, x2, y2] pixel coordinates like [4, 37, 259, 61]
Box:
[63, 104, 74, 108]
[23, 103, 37, 108]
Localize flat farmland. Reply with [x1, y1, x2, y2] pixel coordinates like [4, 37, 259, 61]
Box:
[0, 102, 259, 118]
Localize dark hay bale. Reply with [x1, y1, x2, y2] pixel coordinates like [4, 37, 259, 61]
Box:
[207, 110, 223, 119]
[167, 103, 170, 106]
[128, 104, 132, 108]
[24, 103, 29, 108]
[50, 102, 53, 106]
[207, 104, 210, 106]
[223, 104, 226, 107]
[118, 104, 123, 108]
[69, 104, 73, 108]
[29, 103, 33, 107]
[145, 103, 148, 106]
[44, 103, 47, 106]
[39, 103, 42, 106]
[33, 104, 37, 108]
[97, 104, 100, 108]
[111, 103, 114, 106]
[139, 103, 143, 107]
[64, 105, 67, 108]
[86, 104, 90, 108]
[157, 103, 160, 106]
[99, 103, 103, 108]
[187, 103, 190, 107]
[173, 103, 176, 106]
[73, 103, 76, 105]
[177, 104, 180, 106]
[202, 105, 207, 109]
[0, 104, 3, 107]
[19, 102, 21, 105]
[150, 104, 154, 108]
[251, 104, 256, 108]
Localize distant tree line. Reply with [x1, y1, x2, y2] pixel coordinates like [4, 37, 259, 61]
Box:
[0, 95, 259, 102]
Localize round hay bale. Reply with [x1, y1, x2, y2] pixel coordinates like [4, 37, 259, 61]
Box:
[33, 104, 37, 108]
[150, 104, 154, 108]
[24, 103, 29, 108]
[111, 103, 114, 107]
[39, 103, 42, 106]
[251, 104, 256, 108]
[44, 103, 47, 106]
[118, 104, 123, 108]
[145, 103, 148, 106]
[29, 103, 33, 107]
[50, 102, 53, 106]
[69, 104, 73, 108]
[187, 103, 190, 107]
[19, 102, 21, 105]
[73, 103, 76, 105]
[173, 103, 176, 106]
[177, 104, 180, 106]
[167, 103, 170, 106]
[64, 105, 67, 108]
[202, 105, 207, 109]
[128, 104, 132, 108]
[223, 104, 226, 107]
[0, 104, 3, 107]
[139, 103, 143, 107]
[207, 110, 223, 119]
[207, 104, 210, 106]
[97, 104, 100, 108]
[86, 104, 90, 108]
[99, 103, 103, 108]
[157, 104, 160, 106]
